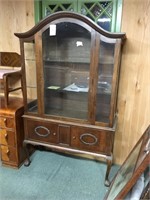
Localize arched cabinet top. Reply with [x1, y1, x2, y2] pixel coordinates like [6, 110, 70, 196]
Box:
[14, 11, 126, 40]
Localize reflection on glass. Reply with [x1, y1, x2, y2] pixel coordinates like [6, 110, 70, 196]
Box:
[24, 42, 38, 113]
[42, 22, 91, 119]
[81, 7, 87, 15]
[91, 4, 103, 17]
[81, 1, 113, 31]
[96, 37, 115, 123]
[97, 14, 111, 31]
[46, 3, 74, 17]
[107, 140, 142, 200]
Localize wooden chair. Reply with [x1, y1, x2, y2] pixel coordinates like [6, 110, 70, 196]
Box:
[0, 52, 23, 106]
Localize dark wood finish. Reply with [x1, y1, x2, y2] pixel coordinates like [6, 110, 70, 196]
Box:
[14, 11, 126, 40]
[35, 32, 44, 115]
[25, 118, 58, 144]
[109, 40, 122, 126]
[0, 97, 26, 168]
[105, 125, 150, 200]
[71, 126, 114, 154]
[15, 11, 126, 185]
[88, 30, 100, 124]
[0, 52, 23, 106]
[58, 125, 71, 146]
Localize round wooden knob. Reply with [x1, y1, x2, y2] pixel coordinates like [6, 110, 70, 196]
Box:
[5, 133, 8, 139]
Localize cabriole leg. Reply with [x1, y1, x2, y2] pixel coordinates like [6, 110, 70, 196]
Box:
[23, 142, 31, 167]
[104, 156, 112, 187]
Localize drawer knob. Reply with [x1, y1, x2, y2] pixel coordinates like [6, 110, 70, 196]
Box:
[3, 118, 7, 125]
[53, 132, 56, 136]
[4, 133, 8, 139]
[6, 149, 10, 155]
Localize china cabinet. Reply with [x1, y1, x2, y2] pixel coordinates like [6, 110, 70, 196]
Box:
[15, 11, 126, 185]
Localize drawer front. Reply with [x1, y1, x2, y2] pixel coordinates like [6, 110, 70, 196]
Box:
[0, 116, 14, 129]
[25, 119, 58, 143]
[0, 128, 16, 146]
[1, 145, 17, 162]
[71, 126, 114, 154]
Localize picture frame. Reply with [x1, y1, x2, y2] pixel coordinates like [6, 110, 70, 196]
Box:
[104, 125, 150, 200]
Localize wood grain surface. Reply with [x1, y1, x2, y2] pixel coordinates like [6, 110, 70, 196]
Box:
[0, 0, 149, 164]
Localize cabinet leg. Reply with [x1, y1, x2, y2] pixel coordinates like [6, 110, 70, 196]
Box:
[23, 142, 31, 167]
[104, 156, 112, 187]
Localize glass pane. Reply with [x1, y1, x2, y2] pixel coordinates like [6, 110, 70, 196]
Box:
[42, 22, 91, 119]
[97, 13, 111, 31]
[81, 1, 113, 31]
[24, 42, 38, 113]
[81, 6, 87, 15]
[106, 3, 113, 16]
[107, 139, 143, 199]
[96, 36, 116, 123]
[45, 3, 74, 16]
[91, 4, 103, 17]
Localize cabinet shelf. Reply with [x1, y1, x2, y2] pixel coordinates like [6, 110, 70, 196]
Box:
[44, 59, 113, 65]
[46, 83, 89, 93]
[45, 108, 87, 119]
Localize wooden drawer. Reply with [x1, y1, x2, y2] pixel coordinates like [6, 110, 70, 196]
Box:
[0, 116, 14, 129]
[0, 128, 16, 146]
[1, 145, 17, 162]
[25, 119, 58, 144]
[71, 126, 114, 155]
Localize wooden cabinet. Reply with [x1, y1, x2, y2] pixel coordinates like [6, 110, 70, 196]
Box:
[0, 97, 26, 168]
[15, 11, 126, 185]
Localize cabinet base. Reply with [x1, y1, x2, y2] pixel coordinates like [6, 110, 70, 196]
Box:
[23, 139, 112, 186]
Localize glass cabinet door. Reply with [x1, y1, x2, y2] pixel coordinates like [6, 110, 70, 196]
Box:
[42, 22, 91, 119]
[24, 42, 38, 114]
[96, 36, 116, 123]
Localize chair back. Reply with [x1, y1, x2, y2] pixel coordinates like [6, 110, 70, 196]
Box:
[0, 52, 21, 67]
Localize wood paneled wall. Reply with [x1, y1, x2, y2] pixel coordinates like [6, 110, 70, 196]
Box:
[0, 0, 34, 53]
[114, 0, 150, 164]
[0, 0, 149, 164]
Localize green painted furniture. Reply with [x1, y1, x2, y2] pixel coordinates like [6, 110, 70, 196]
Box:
[34, 0, 122, 32]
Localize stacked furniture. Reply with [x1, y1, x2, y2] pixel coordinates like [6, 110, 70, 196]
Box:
[0, 52, 26, 168]
[0, 97, 26, 168]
